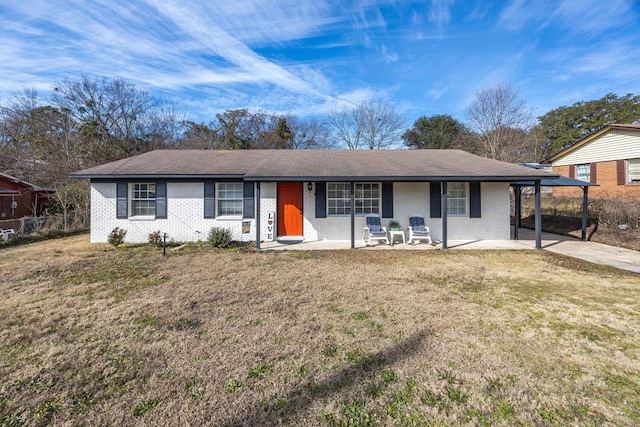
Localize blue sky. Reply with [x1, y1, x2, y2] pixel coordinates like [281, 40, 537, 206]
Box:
[1, 0, 639, 126]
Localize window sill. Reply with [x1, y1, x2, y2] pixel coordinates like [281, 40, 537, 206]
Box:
[327, 214, 381, 217]
[215, 215, 244, 221]
[129, 215, 156, 221]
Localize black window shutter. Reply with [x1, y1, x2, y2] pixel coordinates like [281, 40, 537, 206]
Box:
[315, 182, 326, 218]
[243, 181, 255, 218]
[116, 182, 128, 219]
[204, 181, 215, 218]
[156, 181, 167, 219]
[381, 181, 393, 218]
[430, 181, 441, 218]
[469, 182, 481, 218]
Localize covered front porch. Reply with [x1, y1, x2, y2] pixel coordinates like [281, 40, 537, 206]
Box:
[261, 227, 545, 251]
[255, 179, 549, 251]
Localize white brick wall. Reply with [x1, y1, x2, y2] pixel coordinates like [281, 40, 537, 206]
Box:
[90, 180, 510, 244]
[91, 182, 271, 244]
[300, 182, 510, 242]
[258, 182, 277, 242]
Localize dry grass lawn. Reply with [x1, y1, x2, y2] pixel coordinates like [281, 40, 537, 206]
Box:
[1, 234, 639, 426]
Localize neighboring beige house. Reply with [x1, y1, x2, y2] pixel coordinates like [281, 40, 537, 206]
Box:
[547, 124, 640, 199]
[70, 149, 556, 249]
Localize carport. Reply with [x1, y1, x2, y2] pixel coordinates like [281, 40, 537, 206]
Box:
[511, 176, 598, 242]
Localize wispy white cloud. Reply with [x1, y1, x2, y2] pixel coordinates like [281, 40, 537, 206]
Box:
[428, 0, 455, 32]
[1, 0, 638, 125]
[541, 37, 640, 84]
[498, 0, 535, 31]
[381, 45, 399, 63]
[499, 0, 636, 35]
[551, 0, 636, 35]
[144, 1, 322, 95]
[426, 84, 447, 100]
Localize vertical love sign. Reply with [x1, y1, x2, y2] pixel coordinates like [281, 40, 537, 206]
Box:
[266, 211, 275, 241]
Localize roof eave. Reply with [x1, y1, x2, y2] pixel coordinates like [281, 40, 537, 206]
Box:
[69, 174, 246, 180]
[246, 174, 559, 182]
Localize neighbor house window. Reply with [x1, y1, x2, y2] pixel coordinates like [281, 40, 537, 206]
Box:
[327, 182, 380, 216]
[217, 182, 243, 216]
[447, 182, 468, 217]
[628, 158, 640, 183]
[130, 183, 156, 217]
[576, 164, 590, 182]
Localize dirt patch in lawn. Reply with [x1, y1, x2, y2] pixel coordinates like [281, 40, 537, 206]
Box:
[1, 234, 639, 426]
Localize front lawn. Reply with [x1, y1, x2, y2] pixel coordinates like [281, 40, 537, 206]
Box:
[1, 235, 638, 426]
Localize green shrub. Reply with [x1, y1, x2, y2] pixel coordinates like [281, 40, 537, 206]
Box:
[207, 227, 232, 248]
[108, 227, 127, 247]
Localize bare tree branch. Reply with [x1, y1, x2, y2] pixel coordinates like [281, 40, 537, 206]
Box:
[328, 101, 405, 150]
[466, 83, 533, 162]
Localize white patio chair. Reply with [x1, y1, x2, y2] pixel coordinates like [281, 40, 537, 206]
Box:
[407, 216, 433, 245]
[362, 215, 389, 246]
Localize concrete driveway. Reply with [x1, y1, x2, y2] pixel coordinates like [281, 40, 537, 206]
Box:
[512, 228, 640, 274]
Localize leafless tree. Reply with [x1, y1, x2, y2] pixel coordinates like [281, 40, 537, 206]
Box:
[465, 83, 533, 162]
[286, 116, 330, 149]
[328, 101, 406, 149]
[52, 75, 178, 163]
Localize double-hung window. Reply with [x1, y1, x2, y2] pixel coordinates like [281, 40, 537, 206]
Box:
[217, 182, 243, 216]
[447, 182, 468, 217]
[628, 159, 640, 183]
[327, 182, 380, 216]
[130, 183, 156, 217]
[576, 164, 590, 182]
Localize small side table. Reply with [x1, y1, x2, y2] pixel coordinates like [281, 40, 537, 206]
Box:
[388, 230, 406, 246]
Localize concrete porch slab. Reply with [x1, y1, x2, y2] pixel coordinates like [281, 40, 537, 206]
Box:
[259, 228, 640, 274]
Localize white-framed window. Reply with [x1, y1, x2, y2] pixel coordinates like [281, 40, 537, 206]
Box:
[576, 164, 590, 182]
[217, 182, 243, 216]
[447, 182, 468, 217]
[327, 182, 380, 216]
[628, 158, 640, 183]
[129, 183, 156, 217]
[355, 182, 380, 215]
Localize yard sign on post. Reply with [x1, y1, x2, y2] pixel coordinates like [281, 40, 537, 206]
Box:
[266, 211, 275, 241]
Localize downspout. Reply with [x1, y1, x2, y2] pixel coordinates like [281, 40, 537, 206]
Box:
[350, 181, 355, 249]
[255, 182, 261, 251]
[441, 181, 448, 249]
[534, 180, 542, 249]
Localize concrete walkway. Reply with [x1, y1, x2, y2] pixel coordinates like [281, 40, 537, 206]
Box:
[261, 228, 640, 274]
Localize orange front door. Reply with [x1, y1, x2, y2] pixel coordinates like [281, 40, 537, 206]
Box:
[277, 182, 303, 236]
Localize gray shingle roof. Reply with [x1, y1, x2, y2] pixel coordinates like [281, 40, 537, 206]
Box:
[69, 149, 557, 181]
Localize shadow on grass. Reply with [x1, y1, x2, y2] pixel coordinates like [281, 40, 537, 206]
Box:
[220, 330, 429, 426]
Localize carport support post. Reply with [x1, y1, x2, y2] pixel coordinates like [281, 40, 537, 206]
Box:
[514, 184, 522, 240]
[581, 186, 588, 241]
[255, 182, 261, 251]
[441, 181, 448, 249]
[534, 180, 542, 249]
[350, 181, 355, 249]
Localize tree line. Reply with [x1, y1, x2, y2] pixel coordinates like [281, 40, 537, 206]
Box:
[1, 74, 639, 227]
